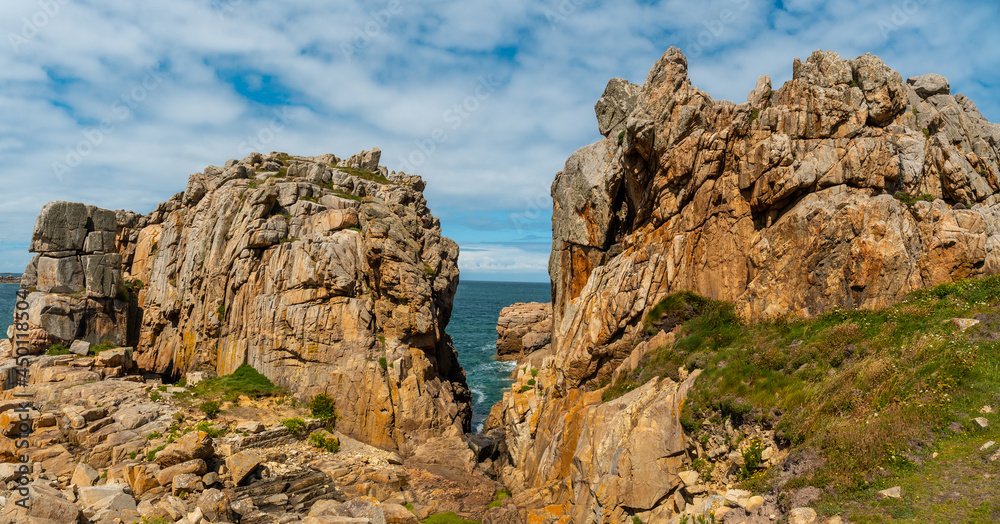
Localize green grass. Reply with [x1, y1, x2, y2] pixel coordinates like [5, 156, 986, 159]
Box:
[330, 165, 394, 185]
[195, 421, 225, 438]
[487, 490, 512, 509]
[45, 343, 70, 356]
[607, 275, 1000, 514]
[378, 357, 388, 370]
[421, 513, 479, 524]
[147, 445, 166, 462]
[519, 385, 531, 393]
[893, 191, 934, 206]
[185, 364, 284, 401]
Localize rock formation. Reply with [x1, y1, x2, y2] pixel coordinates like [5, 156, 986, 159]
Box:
[18, 150, 471, 455]
[495, 302, 552, 361]
[0, 353, 494, 523]
[487, 48, 1000, 522]
[552, 48, 1000, 390]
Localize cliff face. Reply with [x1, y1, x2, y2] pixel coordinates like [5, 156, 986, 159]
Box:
[486, 49, 1000, 523]
[20, 150, 471, 454]
[552, 48, 1000, 390]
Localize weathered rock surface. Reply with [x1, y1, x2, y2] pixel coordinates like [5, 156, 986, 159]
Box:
[550, 48, 1000, 390]
[18, 150, 471, 454]
[489, 48, 1000, 522]
[495, 302, 552, 361]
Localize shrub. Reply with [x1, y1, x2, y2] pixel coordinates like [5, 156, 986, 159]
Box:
[378, 357, 388, 370]
[531, 368, 539, 378]
[281, 417, 306, 435]
[527, 379, 536, 386]
[199, 400, 221, 419]
[309, 394, 338, 425]
[740, 440, 765, 479]
[309, 432, 340, 453]
[519, 385, 531, 393]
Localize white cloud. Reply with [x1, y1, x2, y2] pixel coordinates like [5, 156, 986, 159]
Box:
[0, 0, 997, 282]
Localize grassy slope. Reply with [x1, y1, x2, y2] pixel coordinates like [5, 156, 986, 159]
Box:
[606, 277, 1000, 522]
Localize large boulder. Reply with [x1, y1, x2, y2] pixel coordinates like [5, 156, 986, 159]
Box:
[495, 302, 552, 360]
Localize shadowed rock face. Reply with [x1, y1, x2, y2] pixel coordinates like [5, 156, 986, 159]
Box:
[19, 150, 471, 454]
[488, 48, 1000, 522]
[552, 48, 1000, 389]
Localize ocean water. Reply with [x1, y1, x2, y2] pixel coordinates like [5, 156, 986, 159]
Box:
[449, 280, 551, 432]
[0, 280, 550, 432]
[0, 284, 20, 337]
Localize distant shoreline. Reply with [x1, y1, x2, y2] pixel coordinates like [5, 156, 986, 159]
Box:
[0, 276, 21, 284]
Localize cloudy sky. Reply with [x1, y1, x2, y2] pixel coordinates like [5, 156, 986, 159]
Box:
[1, 0, 997, 281]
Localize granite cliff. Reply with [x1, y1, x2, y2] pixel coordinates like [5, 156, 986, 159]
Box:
[485, 48, 1000, 523]
[18, 150, 471, 455]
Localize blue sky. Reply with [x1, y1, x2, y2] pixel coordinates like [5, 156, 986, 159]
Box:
[0, 0, 997, 282]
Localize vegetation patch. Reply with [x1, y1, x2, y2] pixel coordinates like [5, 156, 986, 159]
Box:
[281, 417, 306, 436]
[309, 393, 339, 427]
[421, 513, 479, 524]
[45, 343, 70, 356]
[893, 191, 934, 206]
[308, 431, 340, 453]
[487, 490, 512, 509]
[330, 165, 394, 185]
[606, 276, 1000, 518]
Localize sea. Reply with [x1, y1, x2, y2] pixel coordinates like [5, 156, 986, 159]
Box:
[450, 280, 551, 432]
[0, 280, 549, 433]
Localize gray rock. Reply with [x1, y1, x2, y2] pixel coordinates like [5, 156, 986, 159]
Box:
[82, 253, 122, 298]
[35, 255, 84, 293]
[595, 77, 641, 138]
[878, 486, 902, 499]
[196, 488, 233, 522]
[0, 482, 82, 524]
[79, 483, 129, 507]
[112, 403, 160, 430]
[69, 340, 91, 356]
[83, 230, 116, 253]
[908, 73, 950, 98]
[30, 201, 90, 253]
[173, 472, 205, 495]
[789, 507, 818, 524]
[974, 417, 989, 429]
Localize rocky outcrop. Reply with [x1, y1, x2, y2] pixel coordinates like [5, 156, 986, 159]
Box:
[485, 362, 699, 523]
[551, 48, 1000, 390]
[489, 48, 1000, 522]
[495, 302, 552, 361]
[18, 150, 471, 455]
[0, 355, 494, 524]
